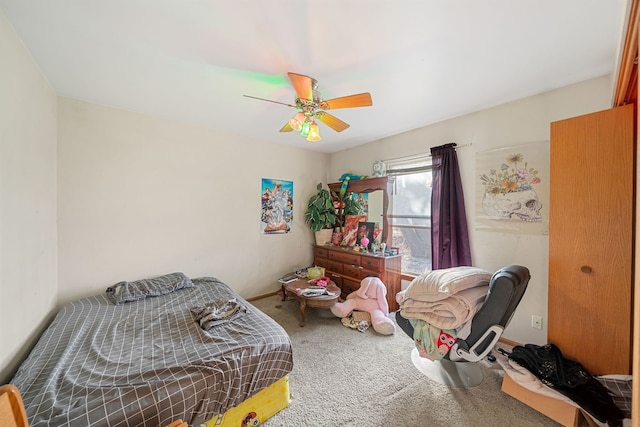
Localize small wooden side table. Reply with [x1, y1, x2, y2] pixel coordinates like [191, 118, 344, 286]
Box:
[281, 279, 340, 327]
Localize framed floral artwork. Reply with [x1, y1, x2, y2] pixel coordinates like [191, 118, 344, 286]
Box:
[475, 142, 549, 234]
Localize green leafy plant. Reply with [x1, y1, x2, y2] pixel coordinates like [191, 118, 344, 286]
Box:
[305, 183, 338, 232]
[342, 192, 364, 216]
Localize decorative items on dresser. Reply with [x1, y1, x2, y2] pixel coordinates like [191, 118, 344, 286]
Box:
[314, 244, 402, 312]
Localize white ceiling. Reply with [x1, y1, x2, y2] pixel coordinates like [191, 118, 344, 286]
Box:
[1, 1, 630, 153]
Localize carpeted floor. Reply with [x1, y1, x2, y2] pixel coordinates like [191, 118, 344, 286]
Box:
[250, 295, 560, 427]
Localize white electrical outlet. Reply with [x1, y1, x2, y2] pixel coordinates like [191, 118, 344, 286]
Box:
[531, 315, 543, 330]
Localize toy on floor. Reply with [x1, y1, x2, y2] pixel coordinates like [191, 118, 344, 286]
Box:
[341, 316, 370, 333]
[330, 277, 396, 335]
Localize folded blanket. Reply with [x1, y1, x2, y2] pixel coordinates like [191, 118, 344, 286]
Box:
[397, 266, 491, 303]
[399, 285, 488, 330]
[191, 298, 247, 331]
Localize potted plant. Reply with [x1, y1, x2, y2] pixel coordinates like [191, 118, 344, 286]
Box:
[305, 183, 338, 245]
[342, 192, 364, 216]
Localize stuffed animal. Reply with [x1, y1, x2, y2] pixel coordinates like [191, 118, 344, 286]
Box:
[330, 277, 396, 335]
[338, 173, 368, 195]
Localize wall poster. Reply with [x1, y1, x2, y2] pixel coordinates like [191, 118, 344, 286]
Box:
[475, 142, 549, 234]
[261, 178, 293, 234]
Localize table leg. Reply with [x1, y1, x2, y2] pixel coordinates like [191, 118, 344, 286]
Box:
[281, 284, 286, 301]
[298, 298, 306, 327]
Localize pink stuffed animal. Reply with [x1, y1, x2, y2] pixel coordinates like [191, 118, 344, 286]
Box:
[330, 277, 396, 335]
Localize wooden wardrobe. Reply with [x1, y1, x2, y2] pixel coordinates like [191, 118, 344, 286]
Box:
[548, 103, 635, 376]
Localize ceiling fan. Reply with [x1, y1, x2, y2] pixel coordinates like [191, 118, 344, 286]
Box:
[243, 72, 373, 142]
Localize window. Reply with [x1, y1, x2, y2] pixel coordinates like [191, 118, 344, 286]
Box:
[386, 156, 432, 275]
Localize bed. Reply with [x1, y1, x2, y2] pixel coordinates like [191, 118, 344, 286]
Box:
[10, 274, 294, 426]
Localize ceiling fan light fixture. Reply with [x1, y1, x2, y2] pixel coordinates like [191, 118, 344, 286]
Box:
[245, 72, 373, 142]
[300, 119, 311, 137]
[289, 112, 305, 131]
[307, 121, 321, 142]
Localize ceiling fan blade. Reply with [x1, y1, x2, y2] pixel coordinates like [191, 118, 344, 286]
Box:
[315, 111, 350, 132]
[279, 122, 294, 132]
[243, 95, 296, 108]
[288, 72, 314, 101]
[320, 93, 373, 110]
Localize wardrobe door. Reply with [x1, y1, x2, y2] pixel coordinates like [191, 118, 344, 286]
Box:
[548, 104, 634, 375]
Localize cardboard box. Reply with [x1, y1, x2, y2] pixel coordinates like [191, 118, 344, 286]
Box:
[501, 373, 597, 427]
[352, 310, 371, 323]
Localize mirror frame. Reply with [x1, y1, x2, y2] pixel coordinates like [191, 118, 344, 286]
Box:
[328, 176, 395, 247]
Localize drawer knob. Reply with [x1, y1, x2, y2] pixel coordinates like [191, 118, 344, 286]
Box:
[580, 265, 592, 274]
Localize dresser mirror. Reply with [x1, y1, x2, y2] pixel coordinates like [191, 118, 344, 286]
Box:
[328, 176, 395, 247]
[364, 191, 383, 231]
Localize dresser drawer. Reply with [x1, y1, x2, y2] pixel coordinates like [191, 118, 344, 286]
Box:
[328, 250, 361, 266]
[328, 273, 343, 288]
[343, 264, 362, 279]
[360, 269, 382, 280]
[314, 257, 328, 269]
[327, 261, 343, 274]
[341, 277, 361, 299]
[315, 247, 329, 258]
[360, 256, 383, 272]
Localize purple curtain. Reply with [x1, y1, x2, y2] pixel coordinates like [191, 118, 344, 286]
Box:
[430, 143, 472, 269]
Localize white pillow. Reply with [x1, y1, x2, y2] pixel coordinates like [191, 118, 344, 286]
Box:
[105, 272, 194, 305]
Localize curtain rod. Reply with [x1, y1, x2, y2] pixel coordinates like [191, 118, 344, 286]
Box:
[384, 143, 472, 162]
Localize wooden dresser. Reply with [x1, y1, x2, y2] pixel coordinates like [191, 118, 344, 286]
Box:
[313, 245, 402, 312]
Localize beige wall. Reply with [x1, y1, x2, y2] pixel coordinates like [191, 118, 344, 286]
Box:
[0, 12, 58, 383]
[57, 98, 327, 305]
[329, 75, 613, 345]
[0, 3, 619, 383]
